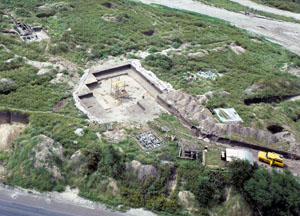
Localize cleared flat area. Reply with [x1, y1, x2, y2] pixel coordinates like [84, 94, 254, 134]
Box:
[94, 75, 152, 110]
[230, 0, 300, 20]
[137, 0, 300, 55]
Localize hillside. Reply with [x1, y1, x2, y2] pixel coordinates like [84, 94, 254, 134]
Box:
[0, 0, 300, 215]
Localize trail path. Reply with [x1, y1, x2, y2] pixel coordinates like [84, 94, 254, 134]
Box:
[137, 0, 300, 55]
[230, 0, 300, 20]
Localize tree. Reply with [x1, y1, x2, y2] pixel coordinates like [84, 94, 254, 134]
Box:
[228, 159, 257, 190]
[244, 169, 300, 216]
[193, 176, 215, 205]
[98, 145, 125, 178]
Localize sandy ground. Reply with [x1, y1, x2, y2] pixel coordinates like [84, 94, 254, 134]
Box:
[94, 75, 152, 110]
[0, 123, 26, 150]
[230, 0, 300, 20]
[35, 30, 51, 41]
[0, 184, 157, 216]
[136, 0, 300, 55]
[91, 73, 165, 123]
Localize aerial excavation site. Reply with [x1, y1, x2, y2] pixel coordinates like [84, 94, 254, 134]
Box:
[0, 0, 300, 215]
[74, 62, 170, 123]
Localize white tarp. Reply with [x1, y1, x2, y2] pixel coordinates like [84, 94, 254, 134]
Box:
[226, 148, 253, 165]
[214, 108, 243, 123]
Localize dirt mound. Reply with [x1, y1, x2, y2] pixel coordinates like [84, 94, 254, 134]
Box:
[160, 90, 288, 146]
[33, 135, 63, 178]
[36, 11, 56, 18]
[0, 123, 26, 150]
[229, 43, 246, 55]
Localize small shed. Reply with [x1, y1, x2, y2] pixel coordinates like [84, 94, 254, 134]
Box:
[225, 148, 253, 165]
[179, 139, 201, 160]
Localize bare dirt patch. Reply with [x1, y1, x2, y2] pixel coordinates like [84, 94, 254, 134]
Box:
[53, 98, 68, 111]
[229, 43, 246, 55]
[0, 123, 26, 150]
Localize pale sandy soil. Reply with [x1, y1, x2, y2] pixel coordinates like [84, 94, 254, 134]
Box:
[0, 123, 26, 150]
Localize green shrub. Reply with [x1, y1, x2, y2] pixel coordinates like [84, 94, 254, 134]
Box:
[244, 169, 300, 216]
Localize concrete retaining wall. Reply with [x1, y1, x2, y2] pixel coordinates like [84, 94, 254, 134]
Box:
[131, 65, 163, 94]
[93, 64, 131, 77]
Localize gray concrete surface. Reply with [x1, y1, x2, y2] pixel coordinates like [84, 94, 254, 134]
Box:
[0, 186, 124, 216]
[136, 0, 300, 55]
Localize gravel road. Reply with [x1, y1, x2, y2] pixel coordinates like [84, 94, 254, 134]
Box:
[230, 0, 300, 20]
[137, 0, 300, 55]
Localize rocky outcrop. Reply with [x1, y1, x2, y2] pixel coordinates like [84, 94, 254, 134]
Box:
[33, 135, 63, 178]
[126, 160, 159, 181]
[178, 191, 196, 212]
[137, 164, 159, 180]
[108, 178, 119, 196]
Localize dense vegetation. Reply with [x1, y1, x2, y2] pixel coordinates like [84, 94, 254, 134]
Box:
[228, 160, 300, 216]
[0, 0, 300, 215]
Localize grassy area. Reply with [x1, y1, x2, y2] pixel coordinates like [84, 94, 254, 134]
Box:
[210, 188, 253, 216]
[252, 0, 300, 13]
[195, 0, 300, 23]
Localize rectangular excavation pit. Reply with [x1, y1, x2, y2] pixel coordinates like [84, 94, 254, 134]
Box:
[79, 93, 104, 117]
[76, 63, 166, 123]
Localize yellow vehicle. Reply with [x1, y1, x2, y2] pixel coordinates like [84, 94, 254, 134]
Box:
[258, 151, 284, 167]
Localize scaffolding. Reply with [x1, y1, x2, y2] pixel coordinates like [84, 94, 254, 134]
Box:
[110, 77, 129, 100]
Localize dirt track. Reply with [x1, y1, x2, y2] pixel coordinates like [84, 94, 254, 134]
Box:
[230, 0, 300, 20]
[137, 0, 300, 55]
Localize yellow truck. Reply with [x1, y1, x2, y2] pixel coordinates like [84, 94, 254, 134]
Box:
[258, 151, 284, 167]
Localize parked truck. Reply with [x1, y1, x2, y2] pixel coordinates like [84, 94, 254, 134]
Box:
[258, 151, 284, 167]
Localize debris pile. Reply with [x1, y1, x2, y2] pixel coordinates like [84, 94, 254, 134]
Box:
[197, 70, 218, 80]
[159, 90, 289, 147]
[16, 22, 38, 41]
[136, 131, 164, 150]
[4, 12, 49, 42]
